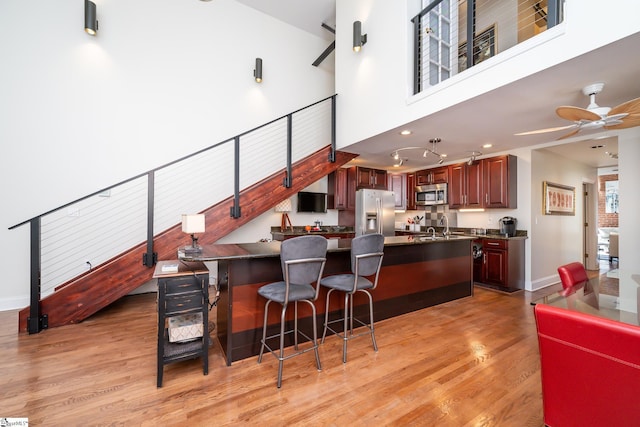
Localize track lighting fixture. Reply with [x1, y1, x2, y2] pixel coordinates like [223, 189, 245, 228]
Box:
[353, 21, 367, 52]
[254, 58, 263, 83]
[467, 151, 482, 165]
[390, 138, 446, 167]
[84, 0, 98, 36]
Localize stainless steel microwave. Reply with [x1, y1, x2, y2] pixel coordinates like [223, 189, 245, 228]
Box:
[416, 184, 447, 206]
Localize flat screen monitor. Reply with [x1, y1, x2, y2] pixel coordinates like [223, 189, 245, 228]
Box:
[297, 192, 327, 213]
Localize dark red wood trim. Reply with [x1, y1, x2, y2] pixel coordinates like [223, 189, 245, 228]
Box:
[18, 147, 358, 332]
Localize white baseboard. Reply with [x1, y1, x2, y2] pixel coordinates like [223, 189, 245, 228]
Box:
[530, 274, 560, 291]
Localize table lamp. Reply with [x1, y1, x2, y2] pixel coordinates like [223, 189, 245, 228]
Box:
[274, 199, 293, 232]
[182, 214, 205, 254]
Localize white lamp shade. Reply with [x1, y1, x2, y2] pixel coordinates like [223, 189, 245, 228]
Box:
[182, 214, 205, 234]
[274, 199, 292, 213]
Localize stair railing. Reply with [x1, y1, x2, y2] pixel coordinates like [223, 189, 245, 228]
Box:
[9, 94, 337, 333]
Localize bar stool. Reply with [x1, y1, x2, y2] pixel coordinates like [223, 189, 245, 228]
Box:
[321, 233, 384, 363]
[257, 235, 327, 388]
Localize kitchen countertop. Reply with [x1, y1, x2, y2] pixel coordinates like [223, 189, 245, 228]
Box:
[270, 225, 355, 240]
[395, 227, 528, 240]
[179, 234, 474, 262]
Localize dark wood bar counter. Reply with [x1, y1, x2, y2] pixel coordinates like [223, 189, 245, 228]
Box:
[180, 235, 474, 364]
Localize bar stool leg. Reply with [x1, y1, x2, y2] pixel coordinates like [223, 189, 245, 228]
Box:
[258, 300, 271, 363]
[277, 304, 287, 388]
[365, 290, 378, 351]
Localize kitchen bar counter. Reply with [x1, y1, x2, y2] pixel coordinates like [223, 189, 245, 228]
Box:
[180, 236, 473, 364]
[270, 226, 355, 241]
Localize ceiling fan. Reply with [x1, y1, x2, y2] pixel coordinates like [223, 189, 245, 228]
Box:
[516, 82, 640, 139]
[312, 23, 335, 67]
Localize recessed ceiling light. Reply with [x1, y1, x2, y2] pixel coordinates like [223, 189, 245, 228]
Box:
[400, 130, 412, 136]
[482, 143, 493, 148]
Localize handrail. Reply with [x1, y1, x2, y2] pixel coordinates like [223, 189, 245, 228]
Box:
[10, 94, 337, 334]
[9, 94, 337, 231]
[411, 0, 563, 94]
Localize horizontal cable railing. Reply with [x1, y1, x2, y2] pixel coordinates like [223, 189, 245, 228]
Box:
[10, 95, 337, 333]
[412, 0, 564, 94]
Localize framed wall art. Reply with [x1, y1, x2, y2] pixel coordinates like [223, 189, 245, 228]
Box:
[543, 181, 575, 215]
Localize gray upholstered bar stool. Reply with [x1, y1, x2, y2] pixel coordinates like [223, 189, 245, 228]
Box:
[257, 235, 327, 388]
[321, 233, 384, 363]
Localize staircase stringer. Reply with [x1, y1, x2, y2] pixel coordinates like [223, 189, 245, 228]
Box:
[18, 147, 358, 331]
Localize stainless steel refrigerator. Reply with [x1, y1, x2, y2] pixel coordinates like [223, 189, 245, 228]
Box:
[355, 189, 395, 236]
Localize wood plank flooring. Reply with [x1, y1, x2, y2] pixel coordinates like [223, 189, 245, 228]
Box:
[0, 284, 558, 426]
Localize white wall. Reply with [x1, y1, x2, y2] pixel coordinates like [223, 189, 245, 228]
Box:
[0, 0, 334, 309]
[529, 147, 596, 290]
[334, 0, 640, 149]
[617, 128, 640, 315]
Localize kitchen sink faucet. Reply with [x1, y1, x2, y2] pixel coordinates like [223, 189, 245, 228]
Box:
[440, 214, 450, 236]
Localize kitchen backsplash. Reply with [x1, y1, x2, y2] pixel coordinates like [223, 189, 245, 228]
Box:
[395, 205, 457, 229]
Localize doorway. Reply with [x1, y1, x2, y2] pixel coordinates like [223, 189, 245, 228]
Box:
[583, 182, 598, 271]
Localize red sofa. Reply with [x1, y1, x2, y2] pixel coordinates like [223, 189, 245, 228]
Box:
[534, 304, 640, 426]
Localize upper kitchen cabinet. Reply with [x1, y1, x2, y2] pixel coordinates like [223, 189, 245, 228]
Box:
[484, 155, 517, 209]
[327, 168, 348, 210]
[416, 166, 448, 186]
[407, 173, 416, 210]
[449, 161, 483, 209]
[387, 173, 407, 210]
[354, 166, 387, 190]
[449, 155, 517, 209]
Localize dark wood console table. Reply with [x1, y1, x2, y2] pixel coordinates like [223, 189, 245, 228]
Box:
[153, 260, 210, 387]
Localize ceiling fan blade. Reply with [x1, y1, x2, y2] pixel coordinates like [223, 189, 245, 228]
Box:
[608, 97, 640, 116]
[514, 124, 577, 136]
[604, 115, 640, 130]
[312, 40, 335, 67]
[557, 128, 581, 140]
[556, 106, 601, 122]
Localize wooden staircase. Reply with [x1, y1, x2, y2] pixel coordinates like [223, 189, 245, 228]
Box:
[18, 146, 358, 332]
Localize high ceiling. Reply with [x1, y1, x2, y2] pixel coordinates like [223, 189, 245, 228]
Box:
[237, 0, 640, 171]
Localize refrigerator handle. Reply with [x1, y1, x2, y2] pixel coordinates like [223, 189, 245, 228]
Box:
[376, 198, 382, 234]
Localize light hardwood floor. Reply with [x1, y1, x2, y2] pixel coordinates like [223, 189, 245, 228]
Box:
[1, 285, 558, 426]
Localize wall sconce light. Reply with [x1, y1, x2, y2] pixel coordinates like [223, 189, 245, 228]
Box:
[353, 21, 367, 52]
[254, 58, 263, 83]
[181, 214, 206, 254]
[274, 199, 293, 232]
[84, 0, 98, 36]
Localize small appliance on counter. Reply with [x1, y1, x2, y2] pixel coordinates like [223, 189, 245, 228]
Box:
[499, 216, 517, 237]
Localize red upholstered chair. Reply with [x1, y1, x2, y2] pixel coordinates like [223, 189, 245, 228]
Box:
[534, 304, 640, 426]
[557, 262, 588, 290]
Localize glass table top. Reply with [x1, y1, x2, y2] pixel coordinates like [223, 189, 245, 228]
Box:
[532, 272, 640, 327]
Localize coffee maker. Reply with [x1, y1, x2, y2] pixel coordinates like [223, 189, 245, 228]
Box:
[499, 216, 517, 237]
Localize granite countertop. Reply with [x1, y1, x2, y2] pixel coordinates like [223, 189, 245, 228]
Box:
[395, 227, 528, 240]
[270, 226, 354, 238]
[179, 234, 473, 262]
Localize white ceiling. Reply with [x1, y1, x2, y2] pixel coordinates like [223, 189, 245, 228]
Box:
[237, 0, 640, 171]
